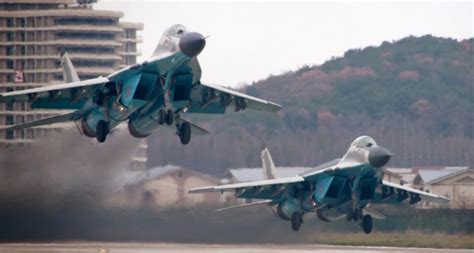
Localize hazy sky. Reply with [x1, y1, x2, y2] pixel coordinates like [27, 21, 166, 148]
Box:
[96, 1, 473, 88]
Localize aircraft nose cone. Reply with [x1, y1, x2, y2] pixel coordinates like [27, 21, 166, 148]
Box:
[368, 147, 391, 168]
[179, 32, 206, 57]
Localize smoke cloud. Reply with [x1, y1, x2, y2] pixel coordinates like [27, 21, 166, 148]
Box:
[0, 126, 142, 209]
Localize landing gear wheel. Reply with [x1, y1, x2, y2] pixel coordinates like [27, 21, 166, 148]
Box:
[291, 212, 302, 231]
[361, 214, 373, 234]
[165, 109, 174, 126]
[158, 109, 166, 125]
[178, 122, 191, 145]
[96, 120, 109, 143]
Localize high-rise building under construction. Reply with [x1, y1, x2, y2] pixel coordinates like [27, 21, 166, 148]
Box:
[0, 0, 147, 169]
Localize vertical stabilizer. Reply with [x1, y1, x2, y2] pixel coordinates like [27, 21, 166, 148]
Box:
[61, 52, 80, 83]
[261, 147, 278, 179]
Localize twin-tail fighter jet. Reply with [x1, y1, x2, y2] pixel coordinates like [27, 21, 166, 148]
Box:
[0, 25, 281, 144]
[190, 136, 450, 233]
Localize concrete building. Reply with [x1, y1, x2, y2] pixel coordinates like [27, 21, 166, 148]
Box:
[0, 0, 142, 146]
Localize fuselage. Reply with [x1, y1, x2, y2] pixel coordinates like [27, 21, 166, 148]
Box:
[81, 25, 205, 138]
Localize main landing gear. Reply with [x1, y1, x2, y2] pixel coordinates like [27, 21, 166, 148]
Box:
[178, 121, 191, 145]
[291, 212, 303, 231]
[96, 120, 109, 143]
[361, 214, 373, 234]
[158, 109, 174, 126]
[347, 209, 373, 234]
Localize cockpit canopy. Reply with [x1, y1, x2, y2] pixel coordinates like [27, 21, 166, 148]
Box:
[163, 24, 187, 38]
[350, 136, 377, 148]
[153, 24, 188, 57]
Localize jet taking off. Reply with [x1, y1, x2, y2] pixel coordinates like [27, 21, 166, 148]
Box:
[190, 136, 449, 233]
[0, 25, 281, 144]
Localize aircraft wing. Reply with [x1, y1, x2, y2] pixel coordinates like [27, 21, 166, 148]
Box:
[1, 111, 80, 131]
[197, 82, 282, 113]
[189, 176, 304, 194]
[382, 180, 450, 203]
[0, 77, 109, 109]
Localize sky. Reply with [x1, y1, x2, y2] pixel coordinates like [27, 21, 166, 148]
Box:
[96, 1, 473, 88]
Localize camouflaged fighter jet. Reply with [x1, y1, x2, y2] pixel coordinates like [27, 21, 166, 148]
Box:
[190, 136, 449, 234]
[0, 24, 281, 144]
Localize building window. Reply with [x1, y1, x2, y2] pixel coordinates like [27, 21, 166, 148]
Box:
[6, 74, 13, 82]
[6, 18, 13, 27]
[6, 46, 13, 56]
[18, 18, 25, 28]
[6, 100, 14, 111]
[6, 60, 14, 69]
[6, 88, 13, 111]
[5, 130, 14, 140]
[7, 32, 14, 41]
[6, 115, 14, 125]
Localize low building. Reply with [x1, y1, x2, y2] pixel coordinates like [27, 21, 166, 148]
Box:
[412, 167, 473, 209]
[382, 169, 403, 184]
[107, 165, 229, 209]
[386, 167, 417, 185]
[224, 167, 310, 184]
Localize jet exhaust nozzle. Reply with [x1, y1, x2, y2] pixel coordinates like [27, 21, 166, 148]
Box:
[368, 147, 391, 168]
[179, 32, 206, 57]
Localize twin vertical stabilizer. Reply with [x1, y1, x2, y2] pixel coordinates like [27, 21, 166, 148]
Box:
[261, 147, 278, 179]
[61, 52, 80, 83]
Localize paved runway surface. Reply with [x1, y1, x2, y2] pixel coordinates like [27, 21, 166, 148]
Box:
[0, 243, 473, 253]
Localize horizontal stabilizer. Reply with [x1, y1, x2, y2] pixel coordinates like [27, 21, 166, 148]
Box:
[1, 111, 79, 131]
[215, 200, 272, 212]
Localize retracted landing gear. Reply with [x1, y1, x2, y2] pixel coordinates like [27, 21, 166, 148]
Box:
[291, 212, 303, 231]
[96, 120, 109, 143]
[361, 214, 373, 234]
[178, 121, 191, 145]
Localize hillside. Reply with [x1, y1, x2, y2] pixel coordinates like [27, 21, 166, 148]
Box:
[148, 35, 474, 176]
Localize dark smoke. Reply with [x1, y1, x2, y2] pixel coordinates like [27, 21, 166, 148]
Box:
[0, 126, 142, 212]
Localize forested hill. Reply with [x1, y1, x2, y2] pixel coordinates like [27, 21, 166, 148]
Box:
[148, 35, 474, 176]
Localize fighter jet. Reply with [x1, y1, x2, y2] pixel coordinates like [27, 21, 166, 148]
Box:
[190, 136, 449, 233]
[0, 25, 281, 144]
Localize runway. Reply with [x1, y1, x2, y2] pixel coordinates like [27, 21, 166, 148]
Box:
[0, 243, 473, 253]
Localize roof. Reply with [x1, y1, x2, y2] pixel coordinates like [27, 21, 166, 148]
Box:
[386, 167, 413, 174]
[118, 165, 219, 188]
[383, 169, 403, 178]
[227, 167, 310, 182]
[420, 167, 470, 185]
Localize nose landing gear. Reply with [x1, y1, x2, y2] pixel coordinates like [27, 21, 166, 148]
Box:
[290, 212, 303, 231]
[96, 120, 109, 143]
